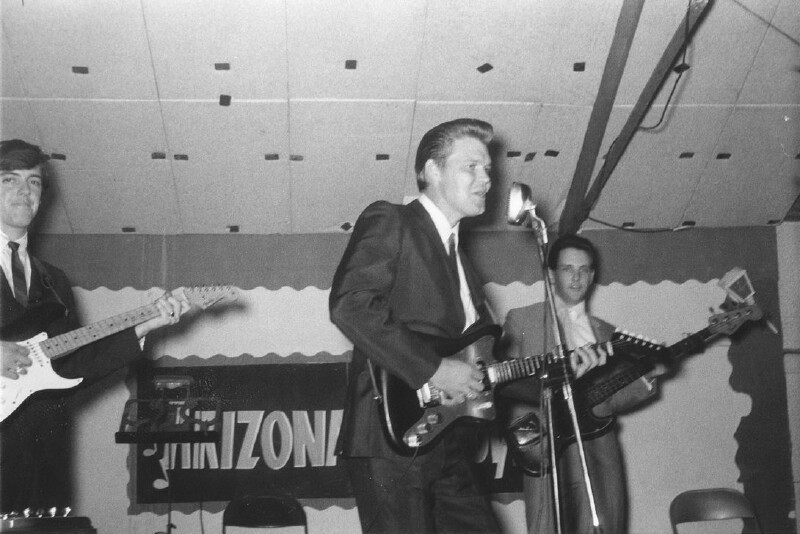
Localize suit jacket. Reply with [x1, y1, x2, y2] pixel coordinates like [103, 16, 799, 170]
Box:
[0, 254, 142, 512]
[329, 200, 491, 459]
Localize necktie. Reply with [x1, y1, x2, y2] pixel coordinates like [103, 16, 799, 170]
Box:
[446, 233, 459, 282]
[9, 241, 28, 307]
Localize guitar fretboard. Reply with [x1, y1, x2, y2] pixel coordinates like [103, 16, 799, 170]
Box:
[39, 304, 161, 360]
[488, 351, 567, 385]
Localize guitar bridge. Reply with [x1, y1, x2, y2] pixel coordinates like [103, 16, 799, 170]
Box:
[416, 384, 442, 407]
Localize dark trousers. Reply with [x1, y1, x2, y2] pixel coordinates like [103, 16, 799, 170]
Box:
[523, 431, 627, 534]
[344, 430, 502, 534]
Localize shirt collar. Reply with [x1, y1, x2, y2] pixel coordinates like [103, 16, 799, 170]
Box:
[0, 230, 29, 254]
[419, 194, 460, 247]
[554, 294, 588, 321]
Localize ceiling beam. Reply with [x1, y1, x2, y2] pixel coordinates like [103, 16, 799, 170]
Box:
[560, 0, 713, 235]
[557, 0, 645, 236]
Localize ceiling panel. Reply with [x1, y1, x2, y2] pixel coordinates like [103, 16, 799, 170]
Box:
[592, 106, 732, 229]
[737, 3, 800, 105]
[1, 30, 25, 98]
[418, 0, 620, 104]
[171, 159, 290, 234]
[684, 106, 800, 227]
[160, 100, 291, 234]
[26, 100, 168, 168]
[286, 0, 426, 100]
[1, 0, 157, 99]
[0, 98, 39, 143]
[288, 99, 414, 233]
[676, 0, 779, 106]
[142, 0, 288, 100]
[53, 164, 179, 234]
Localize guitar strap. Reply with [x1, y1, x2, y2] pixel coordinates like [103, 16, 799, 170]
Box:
[29, 254, 69, 317]
[366, 358, 383, 403]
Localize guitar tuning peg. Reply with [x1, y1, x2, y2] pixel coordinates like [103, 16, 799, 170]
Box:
[63, 506, 72, 517]
[22, 508, 31, 518]
[48, 507, 57, 517]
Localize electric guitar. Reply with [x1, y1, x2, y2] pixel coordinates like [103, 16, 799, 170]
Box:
[0, 286, 237, 423]
[376, 323, 600, 454]
[504, 303, 762, 476]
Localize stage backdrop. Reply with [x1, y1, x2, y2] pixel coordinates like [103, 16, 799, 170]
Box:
[33, 225, 793, 534]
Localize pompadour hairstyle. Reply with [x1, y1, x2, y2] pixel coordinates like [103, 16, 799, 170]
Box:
[414, 118, 493, 191]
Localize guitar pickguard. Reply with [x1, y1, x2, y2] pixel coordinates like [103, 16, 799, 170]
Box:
[0, 333, 83, 422]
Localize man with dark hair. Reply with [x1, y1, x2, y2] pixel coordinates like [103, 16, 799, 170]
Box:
[502, 233, 660, 534]
[0, 139, 189, 513]
[329, 118, 503, 533]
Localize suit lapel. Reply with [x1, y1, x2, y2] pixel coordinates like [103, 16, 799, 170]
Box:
[407, 200, 466, 329]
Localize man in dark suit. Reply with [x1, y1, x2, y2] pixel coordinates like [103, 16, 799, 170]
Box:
[501, 234, 661, 534]
[329, 119, 502, 533]
[0, 139, 188, 514]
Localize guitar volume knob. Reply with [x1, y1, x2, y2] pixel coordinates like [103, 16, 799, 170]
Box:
[426, 414, 441, 425]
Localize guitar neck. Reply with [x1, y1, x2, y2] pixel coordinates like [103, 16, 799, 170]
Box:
[581, 327, 716, 408]
[489, 349, 572, 386]
[39, 303, 160, 360]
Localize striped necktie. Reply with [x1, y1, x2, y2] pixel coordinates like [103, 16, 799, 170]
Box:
[8, 241, 28, 307]
[446, 233, 459, 282]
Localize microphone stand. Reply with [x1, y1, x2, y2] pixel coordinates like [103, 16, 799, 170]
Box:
[524, 209, 602, 534]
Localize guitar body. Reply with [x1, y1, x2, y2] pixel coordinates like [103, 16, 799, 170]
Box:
[504, 390, 615, 477]
[0, 332, 85, 422]
[1, 303, 83, 422]
[0, 286, 237, 424]
[504, 304, 762, 475]
[376, 324, 501, 454]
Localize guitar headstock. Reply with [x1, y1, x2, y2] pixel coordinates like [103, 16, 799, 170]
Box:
[708, 303, 762, 336]
[177, 286, 239, 310]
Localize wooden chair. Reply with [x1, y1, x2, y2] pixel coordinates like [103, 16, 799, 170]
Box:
[222, 494, 307, 533]
[669, 487, 763, 534]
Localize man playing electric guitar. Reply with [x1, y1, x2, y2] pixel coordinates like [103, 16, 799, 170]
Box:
[500, 234, 663, 534]
[0, 139, 190, 514]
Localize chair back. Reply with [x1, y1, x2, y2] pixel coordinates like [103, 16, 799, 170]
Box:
[222, 494, 307, 533]
[669, 487, 763, 534]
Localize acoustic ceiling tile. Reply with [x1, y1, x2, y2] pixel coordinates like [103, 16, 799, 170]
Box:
[51, 163, 180, 234]
[286, 0, 426, 100]
[1, 30, 26, 98]
[0, 98, 39, 143]
[159, 100, 289, 162]
[591, 106, 731, 229]
[737, 18, 800, 105]
[171, 159, 291, 234]
[1, 0, 157, 99]
[418, 0, 619, 104]
[684, 106, 800, 226]
[142, 0, 288, 100]
[26, 100, 168, 168]
[288, 99, 414, 233]
[667, 0, 779, 106]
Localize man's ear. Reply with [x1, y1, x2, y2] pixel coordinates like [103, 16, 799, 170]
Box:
[424, 159, 441, 186]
